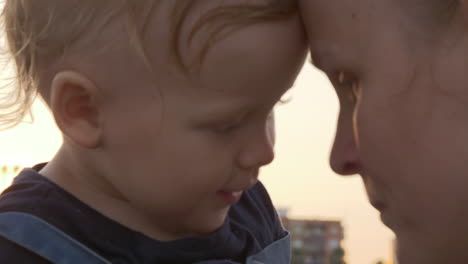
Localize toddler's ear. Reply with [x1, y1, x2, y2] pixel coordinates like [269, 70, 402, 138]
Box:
[50, 71, 102, 149]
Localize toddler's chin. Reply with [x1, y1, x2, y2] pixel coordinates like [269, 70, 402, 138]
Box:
[189, 209, 230, 237]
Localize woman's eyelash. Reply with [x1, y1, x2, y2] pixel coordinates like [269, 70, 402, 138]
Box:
[338, 71, 346, 84]
[335, 71, 361, 103]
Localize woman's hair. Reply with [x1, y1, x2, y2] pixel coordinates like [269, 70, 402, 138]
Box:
[0, 0, 297, 129]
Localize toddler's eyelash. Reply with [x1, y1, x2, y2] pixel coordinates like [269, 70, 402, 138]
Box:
[277, 90, 294, 106]
[277, 97, 292, 105]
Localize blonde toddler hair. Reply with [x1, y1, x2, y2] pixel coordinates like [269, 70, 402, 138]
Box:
[0, 0, 297, 129]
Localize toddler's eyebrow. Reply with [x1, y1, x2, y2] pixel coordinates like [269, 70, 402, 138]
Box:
[196, 100, 250, 119]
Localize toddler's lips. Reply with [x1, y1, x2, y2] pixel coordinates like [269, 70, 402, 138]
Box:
[216, 190, 243, 205]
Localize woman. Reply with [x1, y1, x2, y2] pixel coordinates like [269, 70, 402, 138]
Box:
[300, 1, 467, 263]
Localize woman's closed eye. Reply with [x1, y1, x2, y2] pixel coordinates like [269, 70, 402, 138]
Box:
[334, 71, 361, 104]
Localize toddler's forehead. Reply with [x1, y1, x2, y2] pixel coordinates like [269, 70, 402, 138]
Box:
[137, 0, 299, 70]
[5, 0, 299, 91]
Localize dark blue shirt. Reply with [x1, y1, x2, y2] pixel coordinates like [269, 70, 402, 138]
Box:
[0, 164, 285, 263]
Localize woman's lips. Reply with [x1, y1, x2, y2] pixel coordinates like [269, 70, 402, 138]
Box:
[216, 190, 243, 205]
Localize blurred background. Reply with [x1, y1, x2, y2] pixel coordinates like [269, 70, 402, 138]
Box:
[0, 62, 396, 264]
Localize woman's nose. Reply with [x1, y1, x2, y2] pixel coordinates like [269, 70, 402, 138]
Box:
[330, 113, 362, 176]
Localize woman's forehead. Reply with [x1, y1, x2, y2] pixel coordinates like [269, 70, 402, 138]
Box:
[300, 0, 407, 48]
[299, 0, 401, 22]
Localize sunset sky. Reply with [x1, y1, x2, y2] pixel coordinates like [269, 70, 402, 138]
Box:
[0, 62, 395, 264]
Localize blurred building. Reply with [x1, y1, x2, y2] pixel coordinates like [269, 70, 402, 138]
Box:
[279, 209, 345, 264]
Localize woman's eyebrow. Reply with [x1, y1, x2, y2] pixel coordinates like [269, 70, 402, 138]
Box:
[309, 49, 336, 72]
[309, 50, 326, 69]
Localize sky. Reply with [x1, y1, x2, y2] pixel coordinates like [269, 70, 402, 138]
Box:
[0, 63, 395, 264]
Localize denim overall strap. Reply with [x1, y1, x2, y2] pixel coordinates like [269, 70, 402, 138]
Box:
[245, 231, 291, 264]
[194, 232, 291, 264]
[0, 212, 112, 264]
